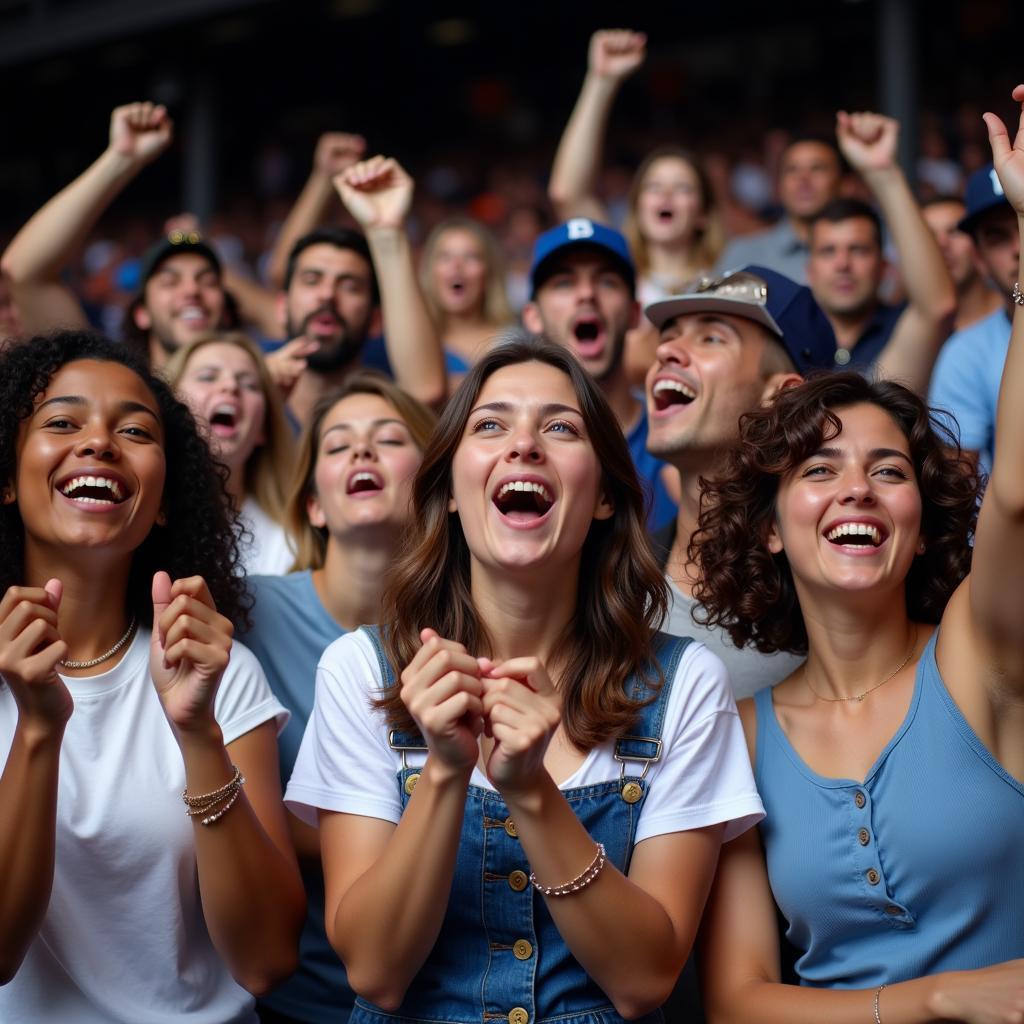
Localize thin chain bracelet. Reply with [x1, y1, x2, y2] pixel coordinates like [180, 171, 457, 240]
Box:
[182, 765, 243, 808]
[198, 786, 243, 826]
[873, 983, 887, 1024]
[530, 843, 607, 897]
[1012, 282, 1024, 306]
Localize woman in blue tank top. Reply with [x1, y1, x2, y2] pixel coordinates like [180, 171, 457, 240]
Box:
[691, 97, 1024, 1023]
[286, 332, 764, 1023]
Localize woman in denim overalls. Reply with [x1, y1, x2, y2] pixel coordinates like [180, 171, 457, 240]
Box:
[288, 335, 763, 1024]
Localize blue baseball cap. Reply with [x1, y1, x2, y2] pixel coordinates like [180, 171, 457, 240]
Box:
[644, 265, 837, 375]
[959, 163, 1011, 236]
[529, 218, 635, 298]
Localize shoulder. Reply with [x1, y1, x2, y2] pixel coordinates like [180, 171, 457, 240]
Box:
[318, 628, 385, 686]
[662, 638, 738, 725]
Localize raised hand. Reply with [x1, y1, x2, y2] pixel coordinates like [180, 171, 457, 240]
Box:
[0, 580, 71, 730]
[588, 29, 647, 82]
[334, 155, 414, 231]
[265, 336, 321, 397]
[108, 102, 173, 166]
[163, 211, 202, 237]
[836, 110, 899, 173]
[150, 572, 232, 735]
[926, 959, 1024, 1024]
[479, 656, 561, 795]
[984, 84, 1024, 215]
[314, 132, 367, 180]
[399, 628, 484, 773]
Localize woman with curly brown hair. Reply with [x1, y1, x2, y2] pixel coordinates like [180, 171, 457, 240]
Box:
[286, 332, 763, 1023]
[692, 92, 1024, 1024]
[0, 330, 304, 1022]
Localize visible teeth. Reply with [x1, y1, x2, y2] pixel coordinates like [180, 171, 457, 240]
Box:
[352, 472, 379, 485]
[497, 480, 553, 502]
[61, 476, 123, 500]
[827, 523, 881, 545]
[179, 307, 206, 321]
[213, 404, 236, 416]
[653, 379, 697, 400]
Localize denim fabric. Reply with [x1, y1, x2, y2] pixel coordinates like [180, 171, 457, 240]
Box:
[354, 629, 689, 1024]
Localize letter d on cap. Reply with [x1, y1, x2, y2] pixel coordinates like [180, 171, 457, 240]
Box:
[567, 218, 595, 239]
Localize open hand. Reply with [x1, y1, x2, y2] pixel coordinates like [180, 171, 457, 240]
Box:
[150, 572, 232, 735]
[335, 156, 413, 231]
[108, 102, 173, 166]
[314, 132, 367, 179]
[479, 656, 560, 795]
[0, 580, 71, 730]
[984, 85, 1024, 216]
[588, 30, 647, 81]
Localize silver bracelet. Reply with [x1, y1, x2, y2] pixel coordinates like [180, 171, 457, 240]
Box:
[873, 983, 887, 1024]
[1012, 282, 1024, 306]
[530, 842, 606, 896]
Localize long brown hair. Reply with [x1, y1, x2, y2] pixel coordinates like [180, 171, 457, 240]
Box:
[377, 331, 668, 750]
[285, 373, 437, 572]
[622, 147, 724, 281]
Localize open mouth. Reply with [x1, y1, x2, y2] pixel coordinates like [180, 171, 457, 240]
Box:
[209, 404, 238, 435]
[825, 523, 885, 548]
[177, 305, 209, 325]
[652, 378, 697, 411]
[572, 318, 605, 357]
[492, 480, 554, 523]
[347, 470, 384, 495]
[657, 208, 674, 222]
[59, 475, 128, 506]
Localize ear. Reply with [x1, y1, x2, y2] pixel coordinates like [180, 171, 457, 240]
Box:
[1, 481, 15, 505]
[447, 495, 458, 514]
[155, 505, 167, 527]
[766, 518, 784, 555]
[521, 302, 544, 334]
[760, 372, 803, 406]
[306, 490, 327, 529]
[593, 490, 614, 521]
[133, 303, 152, 331]
[916, 536, 927, 556]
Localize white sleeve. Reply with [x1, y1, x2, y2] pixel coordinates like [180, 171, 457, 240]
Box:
[635, 642, 764, 844]
[285, 631, 403, 827]
[214, 639, 289, 745]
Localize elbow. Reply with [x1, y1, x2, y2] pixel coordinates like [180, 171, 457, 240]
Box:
[608, 975, 678, 1021]
[345, 964, 409, 1013]
[234, 947, 300, 999]
[0, 250, 22, 285]
[0, 952, 25, 987]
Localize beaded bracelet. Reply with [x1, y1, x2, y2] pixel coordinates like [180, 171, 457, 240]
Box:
[530, 843, 607, 897]
[1012, 282, 1024, 306]
[873, 983, 887, 1024]
[182, 765, 246, 826]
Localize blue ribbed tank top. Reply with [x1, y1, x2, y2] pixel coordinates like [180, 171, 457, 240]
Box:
[753, 629, 1024, 988]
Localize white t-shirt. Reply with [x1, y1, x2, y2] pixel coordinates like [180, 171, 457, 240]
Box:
[238, 497, 294, 577]
[0, 630, 288, 1024]
[287, 630, 763, 845]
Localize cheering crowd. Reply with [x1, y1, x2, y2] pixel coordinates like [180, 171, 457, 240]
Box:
[0, 28, 1022, 1024]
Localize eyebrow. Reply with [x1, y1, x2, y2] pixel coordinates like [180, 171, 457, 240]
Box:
[322, 417, 409, 437]
[811, 446, 913, 464]
[37, 395, 161, 420]
[469, 401, 583, 418]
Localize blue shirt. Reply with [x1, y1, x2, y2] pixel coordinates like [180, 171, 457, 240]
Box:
[240, 571, 351, 1023]
[753, 630, 1024, 988]
[929, 307, 1011, 473]
[716, 219, 811, 284]
[838, 302, 904, 372]
[627, 408, 677, 531]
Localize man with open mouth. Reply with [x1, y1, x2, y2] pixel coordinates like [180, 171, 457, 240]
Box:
[644, 265, 836, 699]
[522, 217, 677, 529]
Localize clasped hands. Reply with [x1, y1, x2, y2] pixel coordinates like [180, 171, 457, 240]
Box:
[399, 628, 561, 793]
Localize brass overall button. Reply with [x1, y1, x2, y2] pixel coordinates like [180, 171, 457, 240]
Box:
[504, 817, 518, 838]
[508, 870, 529, 892]
[508, 1008, 529, 1024]
[513, 939, 534, 960]
[403, 773, 420, 795]
[621, 781, 643, 804]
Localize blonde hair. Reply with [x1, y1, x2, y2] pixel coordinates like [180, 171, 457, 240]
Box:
[285, 373, 437, 572]
[163, 331, 294, 525]
[420, 218, 513, 330]
[622, 148, 725, 284]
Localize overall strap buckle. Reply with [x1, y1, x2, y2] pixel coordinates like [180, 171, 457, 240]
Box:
[388, 729, 428, 770]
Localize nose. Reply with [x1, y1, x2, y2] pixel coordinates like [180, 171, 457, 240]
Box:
[838, 466, 874, 504]
[74, 421, 118, 460]
[506, 425, 544, 464]
[350, 435, 376, 461]
[654, 331, 692, 369]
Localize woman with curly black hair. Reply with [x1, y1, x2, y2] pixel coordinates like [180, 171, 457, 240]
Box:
[0, 330, 304, 1023]
[692, 91, 1024, 1024]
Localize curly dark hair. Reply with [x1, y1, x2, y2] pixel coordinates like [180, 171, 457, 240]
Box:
[0, 330, 250, 629]
[691, 372, 979, 655]
[377, 331, 669, 751]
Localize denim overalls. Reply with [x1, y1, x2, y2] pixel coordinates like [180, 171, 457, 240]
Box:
[354, 626, 691, 1024]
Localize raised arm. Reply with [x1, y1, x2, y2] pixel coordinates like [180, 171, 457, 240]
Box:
[266, 132, 366, 291]
[0, 104, 172, 334]
[548, 30, 646, 222]
[837, 111, 956, 396]
[0, 582, 70, 983]
[335, 157, 446, 407]
[149, 573, 304, 995]
[959, 88, 1024, 715]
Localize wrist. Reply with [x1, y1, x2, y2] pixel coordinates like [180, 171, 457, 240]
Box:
[494, 769, 554, 817]
[17, 715, 67, 753]
[173, 716, 224, 750]
[583, 70, 621, 95]
[423, 756, 473, 790]
[98, 146, 146, 178]
[365, 223, 407, 243]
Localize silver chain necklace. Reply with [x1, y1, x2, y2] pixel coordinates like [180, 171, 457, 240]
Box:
[59, 618, 137, 670]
